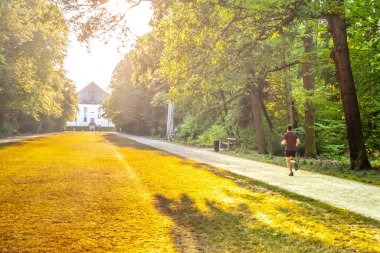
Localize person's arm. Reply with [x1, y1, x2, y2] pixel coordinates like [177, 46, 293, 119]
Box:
[296, 138, 301, 147]
[281, 134, 286, 146]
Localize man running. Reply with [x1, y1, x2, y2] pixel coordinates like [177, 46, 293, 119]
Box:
[281, 125, 301, 176]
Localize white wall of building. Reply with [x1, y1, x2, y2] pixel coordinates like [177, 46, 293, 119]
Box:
[67, 104, 114, 127]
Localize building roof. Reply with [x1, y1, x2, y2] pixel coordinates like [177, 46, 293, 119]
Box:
[78, 82, 107, 104]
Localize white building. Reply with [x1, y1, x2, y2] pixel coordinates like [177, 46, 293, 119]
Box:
[66, 82, 114, 130]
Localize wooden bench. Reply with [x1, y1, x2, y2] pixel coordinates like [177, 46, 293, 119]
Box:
[11, 130, 18, 136]
[220, 138, 237, 151]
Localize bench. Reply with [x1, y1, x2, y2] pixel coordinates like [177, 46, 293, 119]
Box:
[220, 138, 237, 151]
[11, 130, 18, 136]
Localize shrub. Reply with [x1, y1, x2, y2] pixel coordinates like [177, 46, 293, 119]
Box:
[176, 115, 205, 143]
[236, 125, 258, 150]
[198, 124, 228, 146]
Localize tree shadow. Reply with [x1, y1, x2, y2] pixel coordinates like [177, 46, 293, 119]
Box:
[103, 133, 157, 151]
[104, 133, 379, 251]
[0, 142, 24, 149]
[104, 133, 199, 160]
[154, 194, 342, 252]
[207, 163, 380, 224]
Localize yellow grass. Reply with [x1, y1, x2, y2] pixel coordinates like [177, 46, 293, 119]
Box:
[0, 132, 379, 252]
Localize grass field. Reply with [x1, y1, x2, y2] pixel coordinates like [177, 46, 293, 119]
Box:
[0, 132, 379, 252]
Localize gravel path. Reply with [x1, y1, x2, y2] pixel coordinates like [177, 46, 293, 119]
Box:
[0, 133, 57, 144]
[115, 133, 380, 221]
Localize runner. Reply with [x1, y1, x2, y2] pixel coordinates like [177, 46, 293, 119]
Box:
[281, 125, 301, 176]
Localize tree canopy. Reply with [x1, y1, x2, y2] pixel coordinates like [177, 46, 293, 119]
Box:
[0, 0, 78, 135]
[14, 0, 380, 170]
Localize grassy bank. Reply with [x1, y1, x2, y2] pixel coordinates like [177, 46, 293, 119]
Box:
[0, 132, 379, 252]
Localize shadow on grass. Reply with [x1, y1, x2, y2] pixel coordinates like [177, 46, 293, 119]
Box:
[0, 134, 59, 149]
[103, 133, 157, 151]
[104, 133, 192, 159]
[105, 133, 379, 251]
[197, 161, 380, 225]
[105, 133, 380, 225]
[0, 142, 24, 149]
[154, 194, 347, 253]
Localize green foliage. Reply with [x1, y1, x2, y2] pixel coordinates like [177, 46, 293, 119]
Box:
[345, 0, 380, 160]
[198, 124, 228, 146]
[176, 114, 206, 143]
[236, 125, 258, 151]
[315, 123, 348, 159]
[72, 0, 380, 169]
[0, 0, 76, 135]
[103, 54, 166, 136]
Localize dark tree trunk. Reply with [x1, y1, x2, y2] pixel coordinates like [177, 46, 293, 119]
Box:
[302, 26, 317, 158]
[258, 94, 274, 132]
[249, 84, 267, 154]
[325, 13, 371, 170]
[257, 78, 274, 132]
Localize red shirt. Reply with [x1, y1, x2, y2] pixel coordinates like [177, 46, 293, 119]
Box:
[284, 131, 298, 151]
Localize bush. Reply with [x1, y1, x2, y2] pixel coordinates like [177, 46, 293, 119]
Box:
[198, 125, 228, 146]
[267, 131, 285, 156]
[236, 125, 258, 151]
[176, 115, 205, 143]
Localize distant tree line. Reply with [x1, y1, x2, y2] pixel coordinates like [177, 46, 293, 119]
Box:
[0, 0, 78, 136]
[61, 0, 380, 170]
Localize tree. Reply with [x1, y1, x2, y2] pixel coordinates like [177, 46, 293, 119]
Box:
[345, 0, 380, 161]
[302, 23, 317, 158]
[60, 0, 379, 168]
[103, 53, 166, 135]
[320, 1, 371, 169]
[0, 0, 74, 135]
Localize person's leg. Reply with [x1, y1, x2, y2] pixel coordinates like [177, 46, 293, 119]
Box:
[286, 156, 293, 175]
[293, 152, 299, 170]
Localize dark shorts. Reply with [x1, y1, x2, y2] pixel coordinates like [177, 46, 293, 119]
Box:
[285, 150, 296, 157]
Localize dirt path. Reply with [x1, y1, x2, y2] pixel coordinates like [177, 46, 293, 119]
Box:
[115, 133, 380, 221]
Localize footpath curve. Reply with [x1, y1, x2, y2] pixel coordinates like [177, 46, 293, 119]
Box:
[115, 133, 380, 221]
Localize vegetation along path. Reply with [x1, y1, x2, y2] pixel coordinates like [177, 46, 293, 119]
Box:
[116, 133, 380, 222]
[0, 132, 379, 252]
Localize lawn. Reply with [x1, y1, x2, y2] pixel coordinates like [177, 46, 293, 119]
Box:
[0, 132, 379, 252]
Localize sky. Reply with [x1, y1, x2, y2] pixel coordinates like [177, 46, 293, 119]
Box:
[64, 1, 153, 92]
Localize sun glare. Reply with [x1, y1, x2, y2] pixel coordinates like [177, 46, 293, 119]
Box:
[64, 0, 153, 91]
[104, 0, 129, 15]
[105, 0, 153, 36]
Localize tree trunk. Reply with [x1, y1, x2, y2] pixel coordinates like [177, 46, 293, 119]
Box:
[284, 76, 295, 127]
[219, 89, 228, 117]
[325, 13, 371, 170]
[257, 78, 274, 132]
[249, 84, 267, 154]
[302, 25, 317, 158]
[258, 93, 274, 132]
[218, 89, 227, 124]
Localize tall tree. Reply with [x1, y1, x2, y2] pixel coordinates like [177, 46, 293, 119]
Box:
[0, 0, 71, 134]
[302, 23, 317, 158]
[322, 3, 371, 169]
[103, 53, 166, 135]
